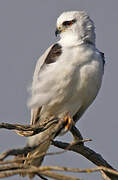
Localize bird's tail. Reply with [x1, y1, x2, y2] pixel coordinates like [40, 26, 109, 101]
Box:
[21, 126, 55, 179]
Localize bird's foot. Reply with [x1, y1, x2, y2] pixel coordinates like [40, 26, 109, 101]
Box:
[56, 113, 73, 136]
[63, 113, 73, 131]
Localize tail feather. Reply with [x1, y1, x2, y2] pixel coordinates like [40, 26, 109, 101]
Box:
[21, 126, 55, 179]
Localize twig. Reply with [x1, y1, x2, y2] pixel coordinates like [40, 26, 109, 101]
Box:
[0, 118, 58, 136]
[38, 166, 118, 176]
[0, 164, 118, 179]
[0, 146, 39, 161]
[39, 171, 82, 180]
[1, 164, 118, 176]
[52, 140, 118, 180]
[36, 173, 48, 180]
[0, 119, 118, 180]
[70, 125, 83, 142]
[0, 138, 91, 162]
[101, 170, 111, 180]
[0, 165, 83, 180]
[0, 118, 69, 161]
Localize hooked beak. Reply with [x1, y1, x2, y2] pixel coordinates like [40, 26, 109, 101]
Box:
[55, 28, 61, 37]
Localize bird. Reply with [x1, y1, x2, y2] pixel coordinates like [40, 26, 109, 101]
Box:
[24, 11, 105, 178]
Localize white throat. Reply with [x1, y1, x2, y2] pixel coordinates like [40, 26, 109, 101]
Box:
[59, 31, 95, 47]
[59, 32, 84, 47]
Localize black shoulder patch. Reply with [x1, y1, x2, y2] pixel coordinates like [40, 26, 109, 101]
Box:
[100, 52, 105, 66]
[45, 43, 62, 64]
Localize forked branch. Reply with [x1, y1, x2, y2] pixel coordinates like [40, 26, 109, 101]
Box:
[0, 119, 118, 180]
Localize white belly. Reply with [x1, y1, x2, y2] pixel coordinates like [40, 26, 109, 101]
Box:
[40, 56, 103, 120]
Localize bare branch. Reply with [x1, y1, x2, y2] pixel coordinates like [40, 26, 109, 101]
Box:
[0, 138, 91, 162]
[101, 171, 112, 180]
[0, 163, 118, 179]
[36, 173, 48, 180]
[0, 118, 69, 161]
[0, 118, 58, 136]
[0, 119, 118, 180]
[39, 171, 82, 180]
[52, 140, 118, 180]
[0, 146, 38, 161]
[1, 164, 118, 176]
[70, 125, 83, 142]
[39, 166, 118, 176]
[0, 165, 83, 180]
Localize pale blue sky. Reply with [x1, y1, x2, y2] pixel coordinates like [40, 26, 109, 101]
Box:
[0, 0, 118, 180]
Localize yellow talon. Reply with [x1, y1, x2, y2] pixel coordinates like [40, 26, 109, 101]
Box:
[64, 114, 72, 131]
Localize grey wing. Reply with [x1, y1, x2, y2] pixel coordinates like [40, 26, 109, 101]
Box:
[24, 44, 62, 178]
[28, 43, 62, 125]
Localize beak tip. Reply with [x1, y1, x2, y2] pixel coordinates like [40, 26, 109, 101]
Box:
[55, 28, 61, 37]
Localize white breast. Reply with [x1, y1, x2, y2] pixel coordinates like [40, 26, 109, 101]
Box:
[39, 45, 104, 120]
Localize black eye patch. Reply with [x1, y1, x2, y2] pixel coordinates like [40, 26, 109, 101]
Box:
[63, 19, 76, 26]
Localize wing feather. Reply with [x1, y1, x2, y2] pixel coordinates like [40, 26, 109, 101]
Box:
[29, 43, 62, 125]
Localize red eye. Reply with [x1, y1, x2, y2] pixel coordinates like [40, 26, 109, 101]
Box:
[63, 19, 76, 27]
[63, 21, 73, 26]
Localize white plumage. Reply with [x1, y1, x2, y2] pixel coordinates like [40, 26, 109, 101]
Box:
[29, 44, 103, 119]
[25, 11, 104, 179]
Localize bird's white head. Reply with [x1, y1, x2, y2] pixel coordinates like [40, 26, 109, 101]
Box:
[56, 11, 95, 47]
